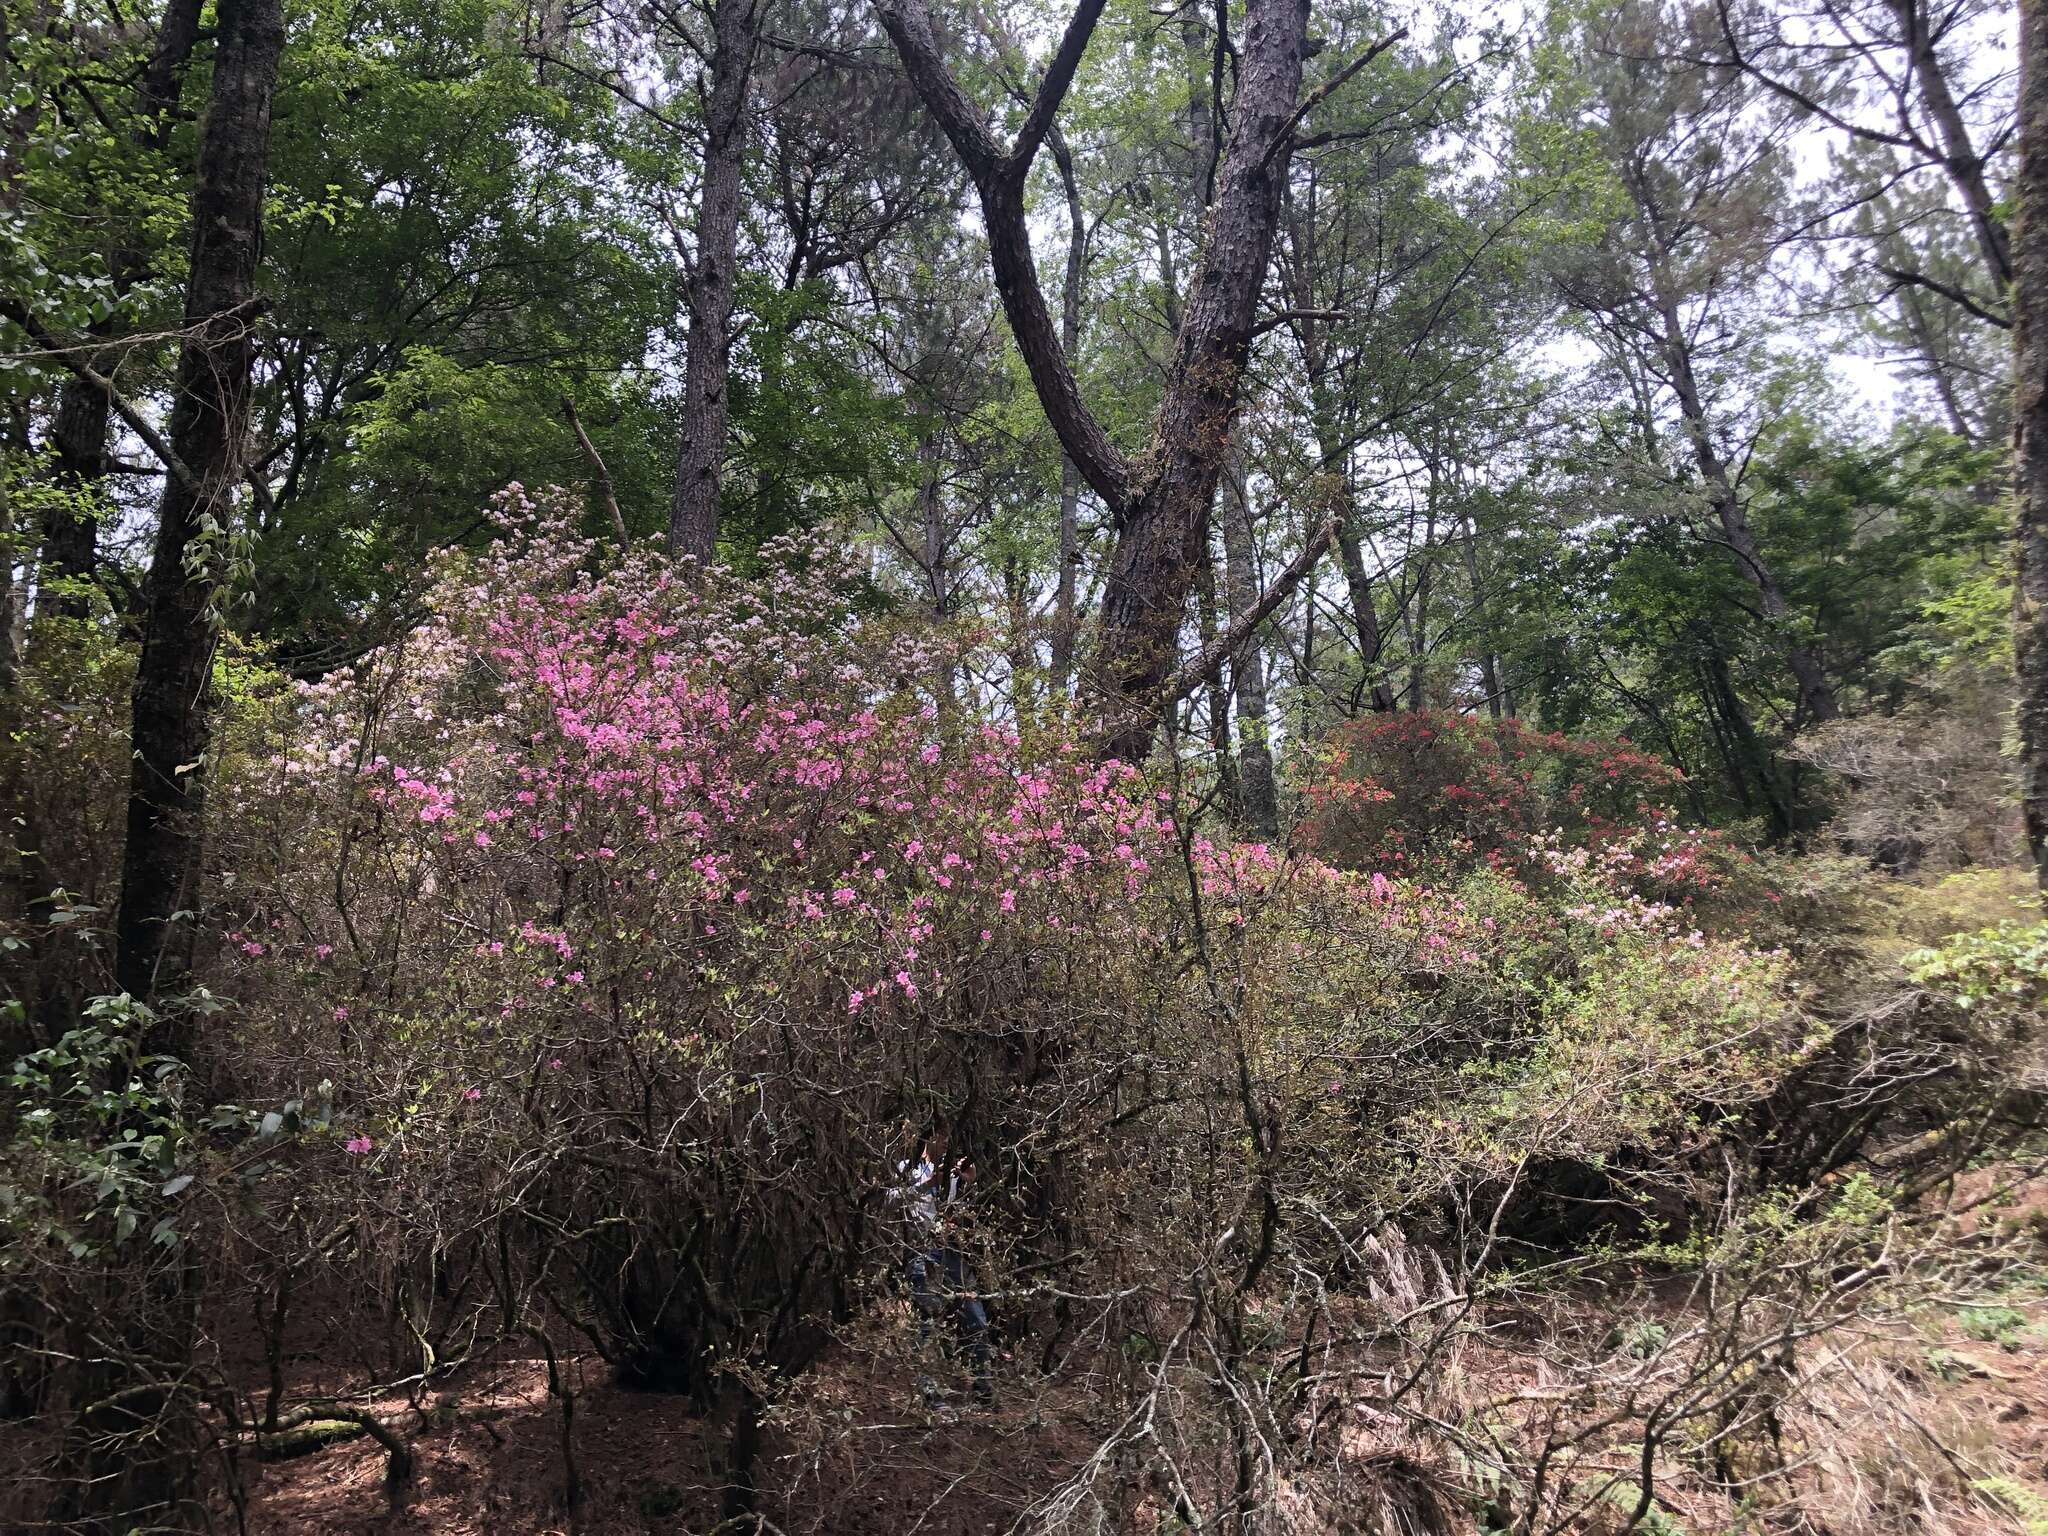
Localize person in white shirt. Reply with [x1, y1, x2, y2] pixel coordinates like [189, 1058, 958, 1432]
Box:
[893, 1124, 992, 1406]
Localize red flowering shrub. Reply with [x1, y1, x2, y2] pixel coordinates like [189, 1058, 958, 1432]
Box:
[1302, 710, 1759, 917]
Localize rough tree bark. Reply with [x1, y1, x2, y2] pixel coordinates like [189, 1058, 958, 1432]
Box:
[2017, 0, 2048, 887]
[1048, 128, 1087, 697]
[43, 0, 205, 618]
[113, 0, 285, 1021]
[875, 0, 1321, 764]
[668, 0, 763, 564]
[1194, 537, 1242, 818]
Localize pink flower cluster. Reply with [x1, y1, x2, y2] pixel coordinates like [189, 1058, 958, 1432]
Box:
[238, 491, 1175, 1072]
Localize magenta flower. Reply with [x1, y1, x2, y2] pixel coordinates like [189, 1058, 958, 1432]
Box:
[344, 1135, 373, 1156]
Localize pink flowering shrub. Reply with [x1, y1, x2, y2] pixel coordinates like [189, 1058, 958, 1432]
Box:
[215, 488, 1171, 1394]
[191, 496, 1807, 1497]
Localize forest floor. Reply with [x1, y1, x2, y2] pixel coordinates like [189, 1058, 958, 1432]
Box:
[8, 1160, 2045, 1532]
[235, 1320, 1111, 1536]
[225, 1180, 2048, 1536]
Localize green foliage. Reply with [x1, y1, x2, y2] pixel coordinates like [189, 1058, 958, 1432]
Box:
[1974, 1477, 2048, 1536]
[724, 278, 916, 550]
[1906, 922, 2048, 1015]
[1749, 417, 2007, 702]
[1953, 1305, 2031, 1350]
[1, 996, 194, 1258]
[242, 0, 673, 650]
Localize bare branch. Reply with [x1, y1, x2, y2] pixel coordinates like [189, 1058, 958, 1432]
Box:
[1876, 264, 2012, 328]
[561, 396, 631, 550]
[0, 297, 203, 494]
[1267, 30, 1407, 169]
[1162, 516, 1337, 710]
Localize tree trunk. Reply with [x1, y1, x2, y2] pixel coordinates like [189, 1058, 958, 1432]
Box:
[1698, 628, 1796, 840]
[1648, 254, 1839, 726]
[1088, 0, 1311, 762]
[1049, 130, 1087, 697]
[1292, 222, 1395, 715]
[1221, 465, 1279, 838]
[667, 0, 762, 564]
[1457, 516, 1507, 719]
[1887, 0, 2011, 291]
[1899, 284, 1977, 442]
[0, 433, 20, 696]
[2016, 0, 2048, 887]
[1333, 513, 1395, 712]
[1404, 554, 1430, 709]
[1194, 535, 1241, 819]
[43, 384, 109, 618]
[40, 0, 205, 619]
[1003, 555, 1036, 720]
[0, 48, 34, 680]
[113, 0, 285, 1024]
[1882, 223, 1981, 442]
[917, 428, 957, 710]
[66, 7, 284, 1521]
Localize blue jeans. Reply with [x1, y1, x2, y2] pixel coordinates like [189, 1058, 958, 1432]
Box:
[906, 1248, 991, 1392]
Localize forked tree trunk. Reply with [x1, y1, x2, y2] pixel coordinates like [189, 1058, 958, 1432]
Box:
[1088, 0, 1310, 763]
[668, 0, 763, 564]
[113, 0, 285, 1025]
[2016, 0, 2048, 887]
[876, 0, 1320, 765]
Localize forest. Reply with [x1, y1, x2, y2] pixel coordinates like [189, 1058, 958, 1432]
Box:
[0, 0, 2045, 1529]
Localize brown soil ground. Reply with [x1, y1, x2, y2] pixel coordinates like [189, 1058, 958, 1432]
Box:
[231, 1313, 1116, 1536]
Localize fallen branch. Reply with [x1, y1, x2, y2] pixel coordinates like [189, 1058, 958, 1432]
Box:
[260, 1400, 413, 1484]
[250, 1396, 528, 1484]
